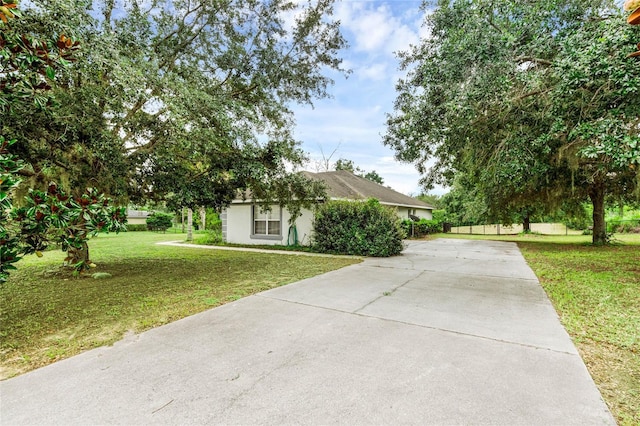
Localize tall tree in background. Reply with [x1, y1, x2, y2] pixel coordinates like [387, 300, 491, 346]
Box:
[385, 0, 640, 244]
[4, 0, 347, 216]
[334, 158, 385, 184]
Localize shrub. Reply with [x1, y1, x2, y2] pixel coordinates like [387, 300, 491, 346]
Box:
[205, 208, 222, 231]
[607, 219, 640, 233]
[146, 212, 173, 231]
[312, 199, 405, 257]
[432, 209, 446, 222]
[566, 216, 590, 230]
[194, 230, 223, 245]
[126, 224, 148, 232]
[401, 218, 441, 238]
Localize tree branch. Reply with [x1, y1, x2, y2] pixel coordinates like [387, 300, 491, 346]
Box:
[515, 56, 553, 66]
[514, 88, 551, 101]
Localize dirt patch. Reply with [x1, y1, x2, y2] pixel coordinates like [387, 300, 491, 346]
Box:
[576, 339, 640, 425]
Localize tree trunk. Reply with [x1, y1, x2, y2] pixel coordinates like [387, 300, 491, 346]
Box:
[199, 206, 206, 231]
[588, 181, 607, 245]
[181, 207, 186, 233]
[187, 208, 193, 241]
[522, 213, 531, 233]
[67, 241, 90, 267]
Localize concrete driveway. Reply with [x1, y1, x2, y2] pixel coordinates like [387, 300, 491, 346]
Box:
[0, 238, 613, 425]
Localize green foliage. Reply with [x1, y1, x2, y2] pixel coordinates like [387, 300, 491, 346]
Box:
[0, 5, 124, 281]
[205, 208, 222, 232]
[416, 193, 441, 209]
[605, 205, 640, 233]
[10, 185, 127, 273]
[401, 218, 441, 238]
[565, 216, 591, 231]
[363, 170, 384, 185]
[334, 158, 361, 173]
[126, 224, 147, 232]
[3, 0, 345, 215]
[439, 175, 488, 226]
[1, 231, 360, 379]
[0, 137, 24, 281]
[432, 209, 445, 222]
[385, 0, 640, 245]
[193, 230, 223, 245]
[334, 158, 384, 184]
[0, 4, 79, 113]
[607, 219, 640, 234]
[520, 241, 640, 424]
[312, 199, 405, 257]
[146, 212, 173, 231]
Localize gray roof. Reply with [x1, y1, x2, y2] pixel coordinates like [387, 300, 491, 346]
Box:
[303, 170, 434, 210]
[126, 209, 150, 218]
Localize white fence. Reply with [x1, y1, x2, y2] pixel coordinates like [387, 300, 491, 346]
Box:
[448, 222, 583, 235]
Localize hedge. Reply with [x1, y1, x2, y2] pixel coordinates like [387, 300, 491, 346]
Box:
[312, 199, 405, 257]
[146, 212, 174, 231]
[401, 218, 441, 238]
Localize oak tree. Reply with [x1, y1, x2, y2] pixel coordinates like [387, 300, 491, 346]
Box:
[4, 0, 347, 217]
[385, 0, 640, 244]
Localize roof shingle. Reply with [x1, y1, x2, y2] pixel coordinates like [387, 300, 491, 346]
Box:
[302, 170, 433, 209]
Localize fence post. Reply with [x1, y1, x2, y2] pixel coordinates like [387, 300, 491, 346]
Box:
[497, 224, 500, 235]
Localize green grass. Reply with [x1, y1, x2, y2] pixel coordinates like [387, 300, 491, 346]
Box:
[432, 232, 640, 245]
[431, 233, 640, 425]
[3, 230, 638, 423]
[0, 232, 360, 379]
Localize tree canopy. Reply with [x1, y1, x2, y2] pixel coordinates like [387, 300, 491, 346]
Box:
[385, 0, 640, 244]
[1, 1, 126, 281]
[4, 0, 347, 214]
[334, 158, 385, 184]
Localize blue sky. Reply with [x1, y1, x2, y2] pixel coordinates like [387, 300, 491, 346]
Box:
[293, 0, 440, 195]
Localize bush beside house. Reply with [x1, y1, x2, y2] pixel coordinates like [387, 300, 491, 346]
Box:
[312, 199, 405, 257]
[401, 218, 442, 238]
[146, 212, 173, 231]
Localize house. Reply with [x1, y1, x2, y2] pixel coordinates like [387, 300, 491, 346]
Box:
[221, 170, 434, 246]
[126, 209, 150, 225]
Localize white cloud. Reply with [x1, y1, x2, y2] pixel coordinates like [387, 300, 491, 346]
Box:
[336, 2, 420, 57]
[387, 24, 419, 54]
[291, 1, 444, 197]
[359, 62, 388, 81]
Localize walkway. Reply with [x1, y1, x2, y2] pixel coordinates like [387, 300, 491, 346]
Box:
[0, 239, 613, 424]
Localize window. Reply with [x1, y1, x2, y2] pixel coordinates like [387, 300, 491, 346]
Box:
[252, 205, 281, 237]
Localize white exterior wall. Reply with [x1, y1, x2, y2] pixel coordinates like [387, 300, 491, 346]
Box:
[224, 202, 433, 246]
[126, 210, 150, 225]
[127, 217, 148, 225]
[223, 203, 315, 246]
[224, 204, 253, 244]
[288, 208, 314, 246]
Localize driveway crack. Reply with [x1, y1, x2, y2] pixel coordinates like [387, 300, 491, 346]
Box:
[352, 270, 425, 314]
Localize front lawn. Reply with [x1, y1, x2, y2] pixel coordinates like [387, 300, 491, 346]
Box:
[432, 233, 639, 425]
[0, 232, 361, 379]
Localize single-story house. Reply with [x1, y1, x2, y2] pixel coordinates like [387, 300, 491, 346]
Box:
[221, 170, 434, 246]
[126, 209, 150, 225]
